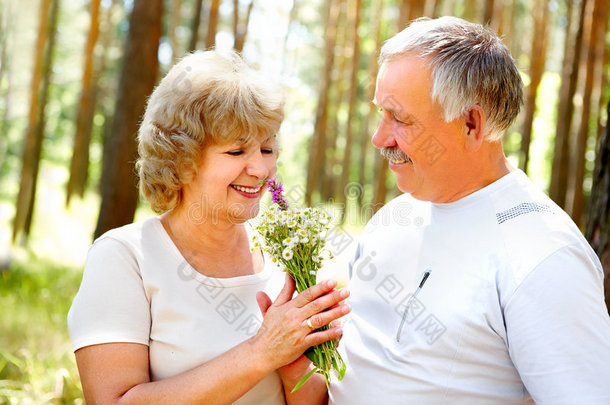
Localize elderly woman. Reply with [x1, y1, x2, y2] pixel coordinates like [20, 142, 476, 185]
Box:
[67, 51, 349, 404]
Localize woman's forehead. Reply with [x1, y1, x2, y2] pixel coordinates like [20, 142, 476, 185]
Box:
[212, 133, 276, 147]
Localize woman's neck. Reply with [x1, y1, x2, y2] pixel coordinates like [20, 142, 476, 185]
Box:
[160, 207, 259, 278]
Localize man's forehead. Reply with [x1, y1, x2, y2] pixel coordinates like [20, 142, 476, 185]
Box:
[374, 57, 432, 112]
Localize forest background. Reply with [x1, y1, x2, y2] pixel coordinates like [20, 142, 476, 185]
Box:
[0, 0, 609, 402]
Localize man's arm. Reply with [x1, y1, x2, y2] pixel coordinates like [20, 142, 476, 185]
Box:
[504, 243, 610, 404]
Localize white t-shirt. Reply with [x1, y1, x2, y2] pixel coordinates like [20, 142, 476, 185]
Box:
[68, 217, 286, 405]
[329, 170, 610, 405]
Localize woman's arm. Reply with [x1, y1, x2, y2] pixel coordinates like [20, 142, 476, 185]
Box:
[277, 356, 329, 405]
[257, 286, 350, 405]
[76, 278, 349, 404]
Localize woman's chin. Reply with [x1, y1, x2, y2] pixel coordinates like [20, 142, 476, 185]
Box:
[227, 204, 260, 224]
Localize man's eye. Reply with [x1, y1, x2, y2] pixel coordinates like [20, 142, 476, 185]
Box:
[227, 150, 244, 156]
[393, 115, 407, 125]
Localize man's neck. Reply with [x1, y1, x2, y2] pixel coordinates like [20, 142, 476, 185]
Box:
[438, 142, 514, 203]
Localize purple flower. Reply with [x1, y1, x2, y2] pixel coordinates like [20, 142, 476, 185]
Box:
[265, 177, 289, 210]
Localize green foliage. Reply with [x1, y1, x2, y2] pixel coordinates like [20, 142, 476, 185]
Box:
[0, 256, 84, 404]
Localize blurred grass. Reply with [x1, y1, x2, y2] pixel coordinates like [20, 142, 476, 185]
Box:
[0, 256, 84, 404]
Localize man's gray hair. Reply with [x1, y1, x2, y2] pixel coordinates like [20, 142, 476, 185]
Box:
[380, 16, 523, 141]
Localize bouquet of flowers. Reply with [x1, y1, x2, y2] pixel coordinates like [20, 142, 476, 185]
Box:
[253, 177, 346, 392]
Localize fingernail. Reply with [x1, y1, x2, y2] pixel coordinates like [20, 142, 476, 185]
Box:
[339, 289, 349, 298]
[326, 279, 337, 288]
[342, 304, 351, 314]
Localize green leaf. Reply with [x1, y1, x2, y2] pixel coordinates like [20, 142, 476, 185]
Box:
[338, 361, 346, 380]
[291, 367, 318, 393]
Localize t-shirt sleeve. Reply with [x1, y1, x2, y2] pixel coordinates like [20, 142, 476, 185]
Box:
[67, 237, 151, 351]
[504, 243, 610, 404]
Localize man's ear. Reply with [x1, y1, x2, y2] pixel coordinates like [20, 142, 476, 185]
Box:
[463, 105, 487, 152]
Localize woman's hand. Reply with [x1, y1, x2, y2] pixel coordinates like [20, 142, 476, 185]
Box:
[253, 275, 350, 371]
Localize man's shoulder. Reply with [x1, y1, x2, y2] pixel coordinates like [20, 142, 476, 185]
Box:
[489, 172, 581, 244]
[489, 172, 596, 284]
[365, 193, 426, 230]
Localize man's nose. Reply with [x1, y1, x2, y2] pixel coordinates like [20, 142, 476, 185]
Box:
[371, 117, 397, 149]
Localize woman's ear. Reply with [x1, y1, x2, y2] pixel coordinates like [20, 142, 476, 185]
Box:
[463, 105, 487, 152]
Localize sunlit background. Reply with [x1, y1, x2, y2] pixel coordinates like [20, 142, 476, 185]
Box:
[1, 0, 608, 402]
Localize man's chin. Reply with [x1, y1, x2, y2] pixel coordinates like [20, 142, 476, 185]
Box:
[395, 182, 428, 201]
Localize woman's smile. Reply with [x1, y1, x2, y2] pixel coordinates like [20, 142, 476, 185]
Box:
[230, 183, 264, 198]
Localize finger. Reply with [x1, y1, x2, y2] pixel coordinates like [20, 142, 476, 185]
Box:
[304, 325, 344, 347]
[274, 274, 296, 305]
[306, 304, 350, 331]
[301, 288, 350, 319]
[256, 291, 273, 316]
[292, 279, 338, 309]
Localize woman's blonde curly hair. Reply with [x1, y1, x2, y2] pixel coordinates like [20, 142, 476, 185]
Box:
[136, 50, 284, 213]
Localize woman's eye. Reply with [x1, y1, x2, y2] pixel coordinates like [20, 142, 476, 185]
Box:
[261, 148, 274, 154]
[227, 150, 244, 156]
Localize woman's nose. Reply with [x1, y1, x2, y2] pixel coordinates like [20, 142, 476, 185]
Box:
[245, 152, 271, 179]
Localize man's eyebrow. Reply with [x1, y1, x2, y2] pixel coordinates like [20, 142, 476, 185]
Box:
[374, 102, 413, 121]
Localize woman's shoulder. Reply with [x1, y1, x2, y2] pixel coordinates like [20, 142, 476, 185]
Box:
[93, 216, 162, 251]
[84, 217, 167, 274]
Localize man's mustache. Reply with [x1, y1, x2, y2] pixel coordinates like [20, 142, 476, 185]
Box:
[379, 147, 410, 161]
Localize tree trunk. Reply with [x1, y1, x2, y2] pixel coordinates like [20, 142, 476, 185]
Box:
[549, 0, 587, 209]
[66, 0, 101, 206]
[12, 0, 52, 243]
[398, 0, 427, 29]
[0, 3, 13, 169]
[281, 0, 299, 78]
[322, 0, 348, 201]
[483, 0, 503, 31]
[234, 0, 254, 52]
[188, 0, 204, 52]
[305, 0, 340, 206]
[519, 0, 550, 174]
[0, 4, 7, 90]
[169, 0, 182, 61]
[398, 0, 410, 30]
[338, 0, 361, 207]
[94, 0, 162, 239]
[358, 0, 384, 208]
[593, 0, 610, 145]
[206, 0, 220, 49]
[569, 0, 605, 227]
[440, 0, 455, 17]
[463, 0, 478, 22]
[430, 0, 442, 18]
[585, 101, 610, 314]
[372, 153, 389, 213]
[233, 0, 238, 41]
[409, 0, 426, 19]
[503, 0, 518, 53]
[483, 0, 494, 24]
[23, 0, 60, 238]
[507, 0, 520, 56]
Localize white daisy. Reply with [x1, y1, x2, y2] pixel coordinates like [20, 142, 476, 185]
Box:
[282, 248, 294, 260]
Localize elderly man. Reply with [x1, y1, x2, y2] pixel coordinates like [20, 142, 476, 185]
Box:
[327, 17, 610, 404]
